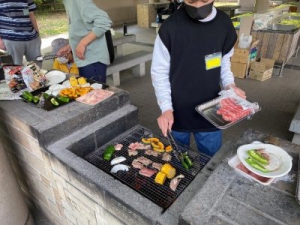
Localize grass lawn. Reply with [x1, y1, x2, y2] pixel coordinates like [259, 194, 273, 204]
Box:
[36, 12, 68, 38]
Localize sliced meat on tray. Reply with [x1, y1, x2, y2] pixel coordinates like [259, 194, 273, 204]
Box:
[217, 98, 252, 122]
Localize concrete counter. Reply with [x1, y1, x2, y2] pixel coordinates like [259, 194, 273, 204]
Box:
[180, 129, 300, 225]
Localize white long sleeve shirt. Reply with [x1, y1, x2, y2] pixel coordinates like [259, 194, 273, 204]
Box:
[151, 7, 235, 113]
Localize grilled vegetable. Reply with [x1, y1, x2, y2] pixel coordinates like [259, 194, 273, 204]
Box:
[33, 96, 40, 104]
[103, 145, 115, 161]
[154, 172, 167, 185]
[50, 98, 59, 106]
[245, 157, 270, 173]
[147, 137, 159, 142]
[165, 145, 173, 152]
[57, 96, 70, 103]
[43, 93, 50, 99]
[153, 147, 165, 153]
[23, 91, 33, 102]
[151, 141, 164, 150]
[184, 154, 193, 168]
[141, 138, 151, 144]
[179, 155, 189, 169]
[161, 163, 176, 179]
[247, 150, 268, 165]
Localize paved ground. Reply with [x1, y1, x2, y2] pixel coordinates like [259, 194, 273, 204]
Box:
[34, 24, 300, 224]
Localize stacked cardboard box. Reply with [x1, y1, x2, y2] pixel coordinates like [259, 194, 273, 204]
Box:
[249, 58, 275, 81]
[231, 39, 259, 79]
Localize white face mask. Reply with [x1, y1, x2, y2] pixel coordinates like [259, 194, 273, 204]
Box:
[57, 57, 68, 64]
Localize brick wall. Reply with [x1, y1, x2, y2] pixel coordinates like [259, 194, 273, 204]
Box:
[0, 113, 125, 225]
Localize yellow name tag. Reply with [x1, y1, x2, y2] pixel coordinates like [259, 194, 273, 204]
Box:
[205, 52, 222, 70]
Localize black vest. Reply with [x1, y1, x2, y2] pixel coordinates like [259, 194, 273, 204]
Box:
[158, 7, 237, 132]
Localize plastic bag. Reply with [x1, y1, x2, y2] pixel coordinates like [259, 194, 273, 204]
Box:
[238, 34, 252, 49]
[218, 89, 260, 114]
[3, 65, 27, 93]
[21, 62, 47, 91]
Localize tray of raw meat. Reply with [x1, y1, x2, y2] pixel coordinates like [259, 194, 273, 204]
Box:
[195, 89, 260, 129]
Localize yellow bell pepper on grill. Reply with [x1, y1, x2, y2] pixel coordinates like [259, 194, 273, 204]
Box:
[154, 172, 166, 185]
[165, 145, 172, 152]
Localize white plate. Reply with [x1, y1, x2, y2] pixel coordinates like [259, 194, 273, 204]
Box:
[228, 155, 274, 185]
[45, 70, 66, 86]
[237, 143, 292, 178]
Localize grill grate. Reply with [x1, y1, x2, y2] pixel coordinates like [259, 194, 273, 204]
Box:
[85, 127, 210, 210]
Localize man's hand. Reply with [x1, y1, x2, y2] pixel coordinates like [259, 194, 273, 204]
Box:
[157, 110, 174, 137]
[75, 41, 87, 60]
[0, 38, 6, 50]
[57, 44, 71, 57]
[226, 83, 246, 99]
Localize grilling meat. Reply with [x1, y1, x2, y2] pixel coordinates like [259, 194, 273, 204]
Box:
[139, 168, 157, 177]
[132, 159, 144, 169]
[136, 156, 152, 166]
[152, 162, 162, 171]
[170, 174, 185, 191]
[162, 153, 172, 162]
[145, 149, 159, 157]
[128, 149, 138, 156]
[114, 144, 123, 151]
[128, 142, 150, 151]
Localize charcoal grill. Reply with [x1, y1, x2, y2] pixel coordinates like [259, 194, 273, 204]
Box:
[85, 127, 210, 210]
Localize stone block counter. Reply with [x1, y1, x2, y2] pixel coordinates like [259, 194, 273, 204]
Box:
[0, 84, 300, 225]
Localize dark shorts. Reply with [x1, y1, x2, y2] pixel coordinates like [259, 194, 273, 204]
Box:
[78, 62, 107, 83]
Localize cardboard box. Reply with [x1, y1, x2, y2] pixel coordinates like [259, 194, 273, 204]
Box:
[231, 39, 259, 63]
[249, 58, 275, 81]
[231, 62, 248, 79]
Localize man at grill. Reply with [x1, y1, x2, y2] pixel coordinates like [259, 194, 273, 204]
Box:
[151, 0, 246, 157]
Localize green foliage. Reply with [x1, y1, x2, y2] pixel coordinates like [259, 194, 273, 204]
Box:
[35, 0, 64, 12]
[36, 12, 68, 38]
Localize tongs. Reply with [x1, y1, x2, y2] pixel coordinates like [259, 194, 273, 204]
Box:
[35, 55, 58, 62]
[167, 130, 184, 162]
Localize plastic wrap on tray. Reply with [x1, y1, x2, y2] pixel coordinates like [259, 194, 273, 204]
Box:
[196, 89, 260, 129]
[76, 89, 114, 105]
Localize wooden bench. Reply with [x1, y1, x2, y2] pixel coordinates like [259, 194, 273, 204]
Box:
[106, 50, 153, 86]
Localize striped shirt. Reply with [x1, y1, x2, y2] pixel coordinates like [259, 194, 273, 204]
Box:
[0, 0, 38, 41]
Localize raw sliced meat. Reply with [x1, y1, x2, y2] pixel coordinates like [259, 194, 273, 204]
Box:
[128, 142, 149, 151]
[217, 98, 252, 122]
[139, 168, 157, 177]
[76, 89, 114, 105]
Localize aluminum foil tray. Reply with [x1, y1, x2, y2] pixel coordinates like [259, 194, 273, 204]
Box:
[195, 97, 260, 129]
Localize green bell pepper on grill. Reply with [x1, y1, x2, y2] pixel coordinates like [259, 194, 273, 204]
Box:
[184, 153, 193, 168]
[103, 145, 115, 161]
[179, 155, 189, 169]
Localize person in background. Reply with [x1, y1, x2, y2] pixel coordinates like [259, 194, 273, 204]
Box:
[57, 0, 112, 83]
[51, 38, 79, 75]
[151, 0, 246, 157]
[0, 0, 42, 67]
